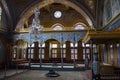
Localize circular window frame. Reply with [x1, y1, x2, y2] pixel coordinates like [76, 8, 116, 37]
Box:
[54, 11, 62, 18]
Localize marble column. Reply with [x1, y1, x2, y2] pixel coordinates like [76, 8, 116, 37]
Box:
[113, 43, 118, 67]
[107, 44, 111, 64]
[26, 48, 28, 60]
[12, 45, 16, 59]
[101, 44, 104, 62]
[57, 43, 61, 58]
[25, 43, 29, 60]
[90, 40, 93, 61]
[16, 47, 20, 59]
[118, 43, 120, 67]
[66, 41, 71, 61]
[104, 44, 108, 63]
[84, 43, 88, 70]
[77, 41, 83, 61]
[33, 42, 39, 60]
[61, 42, 64, 68]
[44, 42, 49, 60]
[97, 44, 104, 62]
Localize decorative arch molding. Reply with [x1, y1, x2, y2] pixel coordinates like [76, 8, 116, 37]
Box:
[16, 0, 94, 30]
[0, 0, 13, 28]
[45, 39, 60, 43]
[14, 39, 28, 45]
[51, 23, 64, 31]
[74, 22, 88, 30]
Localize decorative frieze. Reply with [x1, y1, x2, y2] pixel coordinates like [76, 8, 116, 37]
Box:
[14, 31, 86, 43]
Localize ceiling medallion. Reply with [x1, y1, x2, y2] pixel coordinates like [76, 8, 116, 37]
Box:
[54, 11, 62, 18]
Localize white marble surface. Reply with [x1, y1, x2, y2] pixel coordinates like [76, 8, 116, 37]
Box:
[4, 70, 91, 80]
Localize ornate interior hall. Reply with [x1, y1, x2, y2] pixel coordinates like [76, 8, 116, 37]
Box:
[0, 0, 120, 80]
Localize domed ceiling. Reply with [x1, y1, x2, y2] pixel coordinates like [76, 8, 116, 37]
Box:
[1, 0, 98, 32]
[27, 3, 88, 31]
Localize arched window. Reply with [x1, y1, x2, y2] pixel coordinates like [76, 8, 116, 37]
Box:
[74, 23, 86, 30]
[54, 11, 62, 19]
[51, 23, 64, 31]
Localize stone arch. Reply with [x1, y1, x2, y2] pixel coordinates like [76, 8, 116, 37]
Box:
[15, 39, 28, 44]
[16, 0, 94, 30]
[44, 38, 60, 44]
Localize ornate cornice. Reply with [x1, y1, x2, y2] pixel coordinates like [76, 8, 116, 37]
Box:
[82, 30, 120, 43]
[103, 13, 120, 31]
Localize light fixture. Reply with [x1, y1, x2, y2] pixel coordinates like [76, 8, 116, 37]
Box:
[29, 8, 43, 40]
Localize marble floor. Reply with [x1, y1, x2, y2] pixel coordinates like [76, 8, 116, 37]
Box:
[3, 70, 91, 80]
[0, 69, 27, 79]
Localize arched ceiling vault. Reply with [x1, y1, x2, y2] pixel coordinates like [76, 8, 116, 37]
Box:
[15, 0, 95, 31]
[0, 0, 13, 30]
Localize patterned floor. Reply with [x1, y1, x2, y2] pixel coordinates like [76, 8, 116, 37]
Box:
[4, 70, 91, 80]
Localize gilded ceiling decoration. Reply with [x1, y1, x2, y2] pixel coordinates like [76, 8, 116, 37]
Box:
[0, 0, 100, 32]
[12, 0, 94, 32]
[75, 0, 96, 14]
[27, 4, 85, 29]
[113, 26, 120, 31]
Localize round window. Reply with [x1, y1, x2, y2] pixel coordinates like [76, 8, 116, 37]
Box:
[54, 11, 62, 18]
